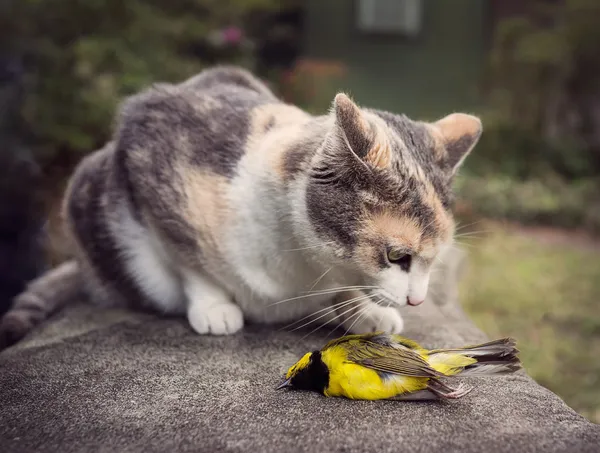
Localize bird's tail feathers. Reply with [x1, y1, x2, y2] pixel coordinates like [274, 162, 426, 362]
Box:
[429, 338, 521, 376]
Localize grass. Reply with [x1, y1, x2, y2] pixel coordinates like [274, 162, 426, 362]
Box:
[458, 224, 600, 424]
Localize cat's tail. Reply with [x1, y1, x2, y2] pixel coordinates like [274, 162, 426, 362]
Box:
[0, 260, 82, 350]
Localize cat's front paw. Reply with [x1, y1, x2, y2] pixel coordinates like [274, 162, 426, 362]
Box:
[343, 303, 404, 334]
[187, 302, 244, 335]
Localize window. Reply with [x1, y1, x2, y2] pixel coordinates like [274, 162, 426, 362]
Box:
[356, 0, 423, 36]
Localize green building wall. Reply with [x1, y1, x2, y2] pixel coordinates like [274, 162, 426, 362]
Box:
[304, 0, 488, 120]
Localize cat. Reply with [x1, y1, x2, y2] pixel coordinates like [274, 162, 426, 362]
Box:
[0, 66, 481, 348]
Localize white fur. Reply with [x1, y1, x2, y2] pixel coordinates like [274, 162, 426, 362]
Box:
[183, 270, 244, 335]
[220, 144, 345, 325]
[110, 203, 184, 314]
[341, 303, 404, 334]
[110, 135, 448, 336]
[375, 260, 432, 307]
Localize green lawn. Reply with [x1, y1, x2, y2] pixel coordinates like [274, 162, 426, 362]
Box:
[458, 225, 600, 424]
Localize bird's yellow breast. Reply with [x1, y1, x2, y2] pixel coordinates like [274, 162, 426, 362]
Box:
[321, 346, 428, 400]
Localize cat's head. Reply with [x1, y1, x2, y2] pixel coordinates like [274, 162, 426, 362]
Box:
[302, 93, 481, 307]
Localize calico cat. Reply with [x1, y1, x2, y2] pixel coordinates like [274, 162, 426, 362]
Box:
[0, 66, 481, 348]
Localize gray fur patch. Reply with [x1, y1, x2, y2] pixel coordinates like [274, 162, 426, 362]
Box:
[446, 133, 480, 169]
[335, 96, 373, 158]
[67, 148, 151, 310]
[306, 178, 361, 250]
[181, 65, 279, 100]
[370, 109, 453, 208]
[282, 133, 323, 181]
[113, 68, 281, 261]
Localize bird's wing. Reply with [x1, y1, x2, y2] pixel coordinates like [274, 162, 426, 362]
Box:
[321, 332, 383, 351]
[346, 341, 443, 378]
[388, 334, 426, 351]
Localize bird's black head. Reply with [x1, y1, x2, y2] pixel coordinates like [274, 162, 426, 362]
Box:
[277, 350, 330, 394]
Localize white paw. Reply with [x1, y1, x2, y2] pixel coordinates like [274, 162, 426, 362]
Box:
[344, 303, 404, 334]
[187, 302, 244, 335]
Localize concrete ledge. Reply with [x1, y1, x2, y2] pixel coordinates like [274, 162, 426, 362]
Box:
[1, 298, 599, 453]
[1, 248, 599, 452]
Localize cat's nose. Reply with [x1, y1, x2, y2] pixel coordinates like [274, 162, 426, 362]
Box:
[406, 296, 424, 306]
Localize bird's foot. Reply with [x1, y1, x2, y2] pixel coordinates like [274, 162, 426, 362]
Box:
[428, 381, 473, 399]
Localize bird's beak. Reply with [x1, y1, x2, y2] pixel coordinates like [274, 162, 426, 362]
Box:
[276, 378, 292, 390]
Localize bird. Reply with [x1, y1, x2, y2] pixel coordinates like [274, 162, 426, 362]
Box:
[276, 332, 521, 400]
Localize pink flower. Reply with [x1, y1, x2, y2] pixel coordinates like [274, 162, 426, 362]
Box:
[222, 26, 243, 45]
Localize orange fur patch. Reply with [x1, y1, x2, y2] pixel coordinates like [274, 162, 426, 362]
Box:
[358, 199, 454, 267]
[422, 186, 455, 243]
[354, 213, 425, 273]
[367, 213, 423, 250]
[434, 113, 482, 146]
[365, 142, 391, 169]
[353, 241, 382, 274]
[177, 166, 230, 259]
[244, 104, 312, 179]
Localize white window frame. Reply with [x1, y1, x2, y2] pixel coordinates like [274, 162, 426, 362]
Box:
[356, 0, 423, 37]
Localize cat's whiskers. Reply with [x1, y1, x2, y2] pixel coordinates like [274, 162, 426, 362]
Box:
[375, 297, 386, 329]
[308, 267, 333, 292]
[268, 286, 375, 307]
[342, 302, 373, 336]
[322, 295, 381, 340]
[421, 217, 438, 235]
[289, 292, 374, 333]
[452, 240, 475, 250]
[282, 241, 335, 252]
[299, 293, 380, 340]
[454, 230, 491, 239]
[304, 285, 376, 294]
[455, 220, 485, 232]
[279, 293, 369, 331]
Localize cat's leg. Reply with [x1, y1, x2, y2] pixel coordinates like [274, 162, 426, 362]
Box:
[182, 270, 244, 335]
[331, 290, 404, 334]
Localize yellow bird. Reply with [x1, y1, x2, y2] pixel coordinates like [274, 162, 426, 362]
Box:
[277, 333, 521, 400]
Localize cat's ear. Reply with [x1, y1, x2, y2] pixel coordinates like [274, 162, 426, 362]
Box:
[433, 113, 482, 174]
[332, 93, 390, 169]
[333, 93, 371, 160]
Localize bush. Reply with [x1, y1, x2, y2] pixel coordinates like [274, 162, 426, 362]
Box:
[277, 58, 347, 113]
[481, 0, 600, 180]
[0, 0, 292, 164]
[454, 174, 600, 235]
[463, 115, 595, 181]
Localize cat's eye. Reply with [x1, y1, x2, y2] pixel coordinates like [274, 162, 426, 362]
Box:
[387, 249, 412, 269]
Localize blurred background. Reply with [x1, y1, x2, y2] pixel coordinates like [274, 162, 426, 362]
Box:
[1, 0, 599, 422]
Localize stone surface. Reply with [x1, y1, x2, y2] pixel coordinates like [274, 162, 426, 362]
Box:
[1, 297, 599, 453]
[1, 248, 599, 452]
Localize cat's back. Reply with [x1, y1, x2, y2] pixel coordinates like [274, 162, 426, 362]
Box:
[115, 66, 281, 178]
[87, 67, 303, 276]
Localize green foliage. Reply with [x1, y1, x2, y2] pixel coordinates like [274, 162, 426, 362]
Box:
[480, 0, 600, 180]
[455, 175, 600, 235]
[465, 115, 593, 180]
[1, 0, 286, 161]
